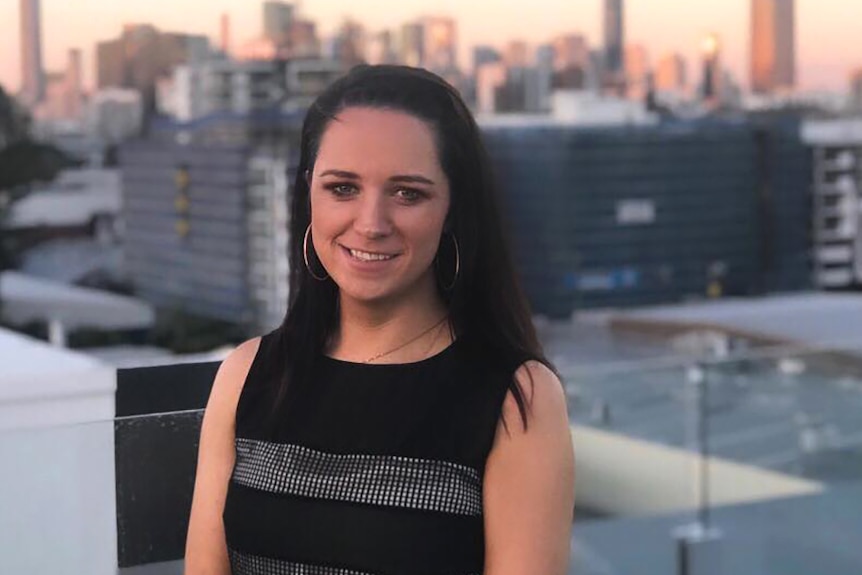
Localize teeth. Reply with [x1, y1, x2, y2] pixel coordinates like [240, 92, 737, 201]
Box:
[349, 248, 394, 261]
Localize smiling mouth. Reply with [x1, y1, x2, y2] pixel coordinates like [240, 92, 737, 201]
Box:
[341, 245, 400, 262]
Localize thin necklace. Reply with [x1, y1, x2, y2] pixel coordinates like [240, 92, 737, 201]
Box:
[363, 315, 449, 364]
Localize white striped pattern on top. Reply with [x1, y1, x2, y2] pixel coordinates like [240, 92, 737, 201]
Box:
[227, 547, 479, 575]
[232, 437, 483, 516]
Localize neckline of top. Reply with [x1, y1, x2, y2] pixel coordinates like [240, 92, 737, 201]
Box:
[320, 337, 460, 368]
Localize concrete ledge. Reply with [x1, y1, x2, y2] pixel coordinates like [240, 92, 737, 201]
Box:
[571, 424, 823, 517]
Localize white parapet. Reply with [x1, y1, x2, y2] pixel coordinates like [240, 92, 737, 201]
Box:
[0, 327, 117, 575]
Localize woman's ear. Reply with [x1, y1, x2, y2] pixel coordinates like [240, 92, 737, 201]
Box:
[304, 169, 311, 187]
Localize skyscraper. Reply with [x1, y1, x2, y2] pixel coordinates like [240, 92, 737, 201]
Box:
[64, 48, 83, 119]
[96, 25, 210, 117]
[422, 16, 458, 73]
[400, 23, 424, 68]
[503, 41, 530, 68]
[19, 0, 44, 106]
[603, 0, 624, 75]
[332, 18, 366, 67]
[654, 53, 687, 95]
[701, 33, 722, 104]
[263, 1, 294, 44]
[625, 44, 649, 100]
[473, 46, 501, 72]
[367, 31, 398, 66]
[850, 69, 862, 110]
[551, 34, 590, 72]
[750, 0, 796, 94]
[220, 13, 231, 55]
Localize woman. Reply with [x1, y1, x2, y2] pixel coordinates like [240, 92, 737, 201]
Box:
[185, 65, 575, 575]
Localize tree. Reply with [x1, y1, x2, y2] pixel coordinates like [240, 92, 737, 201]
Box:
[0, 84, 30, 148]
[0, 84, 82, 320]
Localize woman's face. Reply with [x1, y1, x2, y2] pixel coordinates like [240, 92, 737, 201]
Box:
[308, 106, 451, 306]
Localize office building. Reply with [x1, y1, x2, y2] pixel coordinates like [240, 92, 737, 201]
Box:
[157, 58, 344, 122]
[332, 19, 366, 67]
[751, 0, 796, 94]
[654, 53, 687, 95]
[96, 25, 210, 116]
[802, 119, 862, 289]
[422, 16, 458, 73]
[19, 0, 44, 106]
[481, 116, 812, 316]
[475, 62, 507, 115]
[850, 69, 862, 111]
[503, 41, 530, 68]
[624, 44, 649, 100]
[400, 23, 424, 67]
[86, 88, 144, 143]
[603, 0, 625, 89]
[552, 34, 590, 72]
[289, 19, 321, 58]
[220, 13, 231, 55]
[700, 32, 722, 104]
[64, 49, 83, 119]
[262, 1, 294, 44]
[367, 31, 398, 65]
[473, 46, 501, 71]
[120, 111, 305, 332]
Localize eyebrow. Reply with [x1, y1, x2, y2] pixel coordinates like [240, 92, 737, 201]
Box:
[318, 169, 435, 186]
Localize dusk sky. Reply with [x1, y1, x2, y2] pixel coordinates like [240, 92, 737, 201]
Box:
[1, 0, 860, 93]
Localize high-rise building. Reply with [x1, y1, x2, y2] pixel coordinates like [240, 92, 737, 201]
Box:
[850, 69, 862, 111]
[220, 13, 231, 55]
[654, 53, 687, 95]
[96, 25, 210, 117]
[700, 33, 722, 104]
[263, 1, 294, 44]
[603, 0, 625, 76]
[473, 46, 501, 72]
[332, 19, 366, 67]
[37, 73, 66, 120]
[422, 17, 458, 73]
[32, 48, 84, 122]
[64, 48, 83, 119]
[624, 44, 649, 100]
[750, 0, 796, 94]
[400, 23, 425, 67]
[367, 31, 398, 65]
[504, 41, 530, 68]
[19, 0, 44, 106]
[551, 34, 590, 72]
[475, 62, 506, 115]
[289, 19, 320, 58]
[529, 45, 555, 112]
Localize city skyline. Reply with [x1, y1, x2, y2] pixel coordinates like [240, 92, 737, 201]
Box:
[1, 0, 860, 95]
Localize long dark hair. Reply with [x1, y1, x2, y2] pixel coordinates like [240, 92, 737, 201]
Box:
[268, 64, 556, 434]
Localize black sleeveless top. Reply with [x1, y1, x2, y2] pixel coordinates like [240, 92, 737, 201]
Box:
[222, 325, 523, 575]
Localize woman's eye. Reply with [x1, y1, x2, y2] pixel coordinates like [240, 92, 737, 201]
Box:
[396, 188, 424, 202]
[326, 183, 356, 197]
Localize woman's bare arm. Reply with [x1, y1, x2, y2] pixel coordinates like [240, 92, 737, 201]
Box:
[482, 361, 576, 575]
[184, 337, 262, 575]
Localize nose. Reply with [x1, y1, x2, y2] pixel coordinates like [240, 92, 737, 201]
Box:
[354, 189, 392, 238]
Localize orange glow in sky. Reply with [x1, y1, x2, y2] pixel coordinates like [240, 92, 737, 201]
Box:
[1, 0, 860, 93]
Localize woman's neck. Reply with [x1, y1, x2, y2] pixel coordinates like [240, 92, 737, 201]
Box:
[329, 285, 451, 363]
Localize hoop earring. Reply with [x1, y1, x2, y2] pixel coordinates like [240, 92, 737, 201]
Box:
[303, 224, 329, 281]
[435, 231, 460, 291]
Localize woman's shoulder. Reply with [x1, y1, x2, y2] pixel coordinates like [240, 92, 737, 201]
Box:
[208, 326, 284, 414]
[207, 337, 264, 409]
